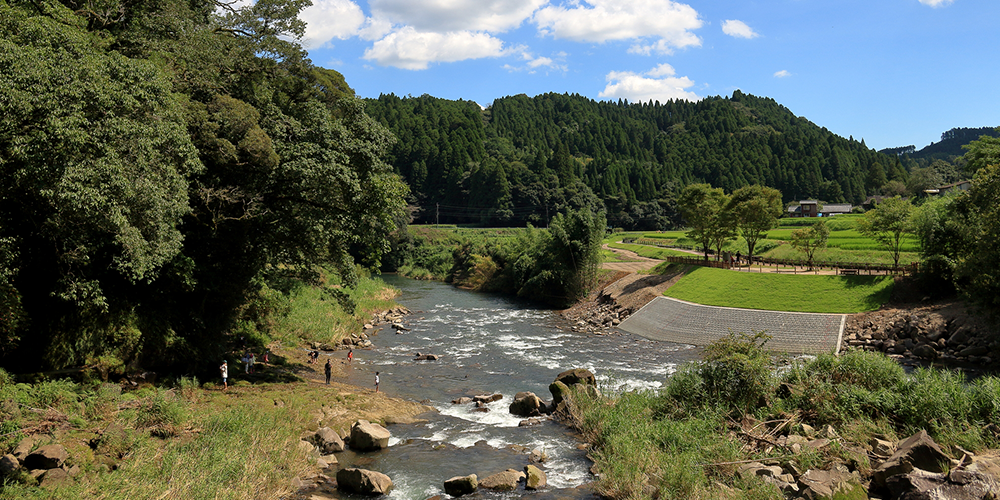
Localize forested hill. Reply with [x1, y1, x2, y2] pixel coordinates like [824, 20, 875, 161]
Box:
[880, 127, 1000, 160]
[365, 91, 908, 228]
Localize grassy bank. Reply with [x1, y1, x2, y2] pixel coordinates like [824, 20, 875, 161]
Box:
[0, 275, 425, 499]
[575, 334, 1000, 500]
[663, 266, 894, 313]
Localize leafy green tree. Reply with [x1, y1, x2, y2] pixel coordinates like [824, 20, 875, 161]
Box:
[950, 135, 1000, 309]
[790, 220, 830, 270]
[857, 196, 913, 268]
[728, 185, 784, 263]
[963, 127, 1000, 173]
[678, 184, 732, 260]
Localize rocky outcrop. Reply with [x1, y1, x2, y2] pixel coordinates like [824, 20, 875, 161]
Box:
[843, 306, 997, 367]
[413, 353, 439, 361]
[479, 468, 525, 491]
[443, 474, 478, 497]
[336, 468, 393, 495]
[871, 429, 955, 490]
[350, 420, 391, 451]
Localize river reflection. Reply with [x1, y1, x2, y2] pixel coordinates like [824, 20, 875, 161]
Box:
[332, 275, 700, 499]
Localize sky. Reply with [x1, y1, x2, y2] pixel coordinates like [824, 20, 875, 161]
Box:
[296, 0, 1000, 152]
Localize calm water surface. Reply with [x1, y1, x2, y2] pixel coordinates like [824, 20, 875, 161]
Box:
[331, 275, 701, 499]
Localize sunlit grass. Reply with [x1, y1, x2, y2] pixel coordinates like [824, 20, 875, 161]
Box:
[663, 267, 894, 313]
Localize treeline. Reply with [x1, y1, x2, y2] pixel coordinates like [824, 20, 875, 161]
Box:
[0, 1, 406, 374]
[365, 90, 910, 229]
[385, 209, 606, 308]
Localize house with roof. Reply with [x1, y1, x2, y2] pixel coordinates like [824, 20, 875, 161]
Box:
[787, 200, 853, 218]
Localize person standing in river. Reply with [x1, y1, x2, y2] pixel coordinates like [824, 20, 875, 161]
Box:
[324, 358, 332, 384]
[347, 348, 353, 363]
[374, 371, 380, 393]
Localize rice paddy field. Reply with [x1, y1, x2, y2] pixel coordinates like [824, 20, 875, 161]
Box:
[618, 214, 920, 266]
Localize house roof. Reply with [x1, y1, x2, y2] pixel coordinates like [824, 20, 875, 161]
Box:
[820, 204, 852, 214]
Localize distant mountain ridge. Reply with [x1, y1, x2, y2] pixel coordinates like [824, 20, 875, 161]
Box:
[880, 126, 1000, 160]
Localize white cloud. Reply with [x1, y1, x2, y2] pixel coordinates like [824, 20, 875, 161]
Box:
[774, 70, 791, 78]
[370, 0, 547, 32]
[721, 19, 758, 39]
[300, 0, 367, 49]
[918, 0, 954, 7]
[363, 28, 506, 69]
[534, 0, 702, 53]
[599, 64, 699, 103]
[504, 49, 568, 73]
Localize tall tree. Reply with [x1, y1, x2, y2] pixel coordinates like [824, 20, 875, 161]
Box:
[857, 196, 913, 268]
[678, 184, 731, 261]
[728, 185, 784, 263]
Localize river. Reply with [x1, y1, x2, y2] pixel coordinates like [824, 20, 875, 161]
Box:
[331, 275, 702, 499]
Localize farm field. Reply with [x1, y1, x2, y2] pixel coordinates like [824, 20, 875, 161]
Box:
[616, 214, 920, 266]
[663, 266, 894, 313]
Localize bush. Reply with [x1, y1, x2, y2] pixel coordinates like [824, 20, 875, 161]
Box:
[699, 330, 777, 416]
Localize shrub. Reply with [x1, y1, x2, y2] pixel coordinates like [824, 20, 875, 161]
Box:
[699, 330, 777, 416]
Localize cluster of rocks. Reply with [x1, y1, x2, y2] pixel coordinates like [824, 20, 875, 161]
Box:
[448, 368, 599, 422]
[292, 419, 395, 495]
[336, 331, 372, 349]
[287, 368, 599, 498]
[737, 426, 1000, 500]
[443, 464, 547, 497]
[365, 306, 411, 333]
[568, 301, 626, 334]
[843, 308, 997, 367]
[0, 438, 79, 488]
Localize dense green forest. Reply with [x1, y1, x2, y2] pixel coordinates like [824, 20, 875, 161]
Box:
[364, 91, 913, 229]
[0, 0, 407, 374]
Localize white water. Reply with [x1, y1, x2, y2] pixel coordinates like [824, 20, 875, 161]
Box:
[332, 275, 700, 499]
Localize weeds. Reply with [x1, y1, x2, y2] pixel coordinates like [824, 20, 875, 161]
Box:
[579, 335, 1000, 500]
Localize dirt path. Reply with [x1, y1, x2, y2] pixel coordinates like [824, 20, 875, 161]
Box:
[601, 244, 663, 272]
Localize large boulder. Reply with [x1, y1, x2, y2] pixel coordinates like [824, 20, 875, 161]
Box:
[554, 368, 596, 387]
[524, 465, 547, 490]
[23, 445, 68, 470]
[12, 436, 36, 461]
[797, 468, 867, 500]
[350, 420, 391, 451]
[548, 380, 571, 406]
[479, 469, 525, 491]
[872, 430, 953, 490]
[885, 467, 1000, 500]
[0, 454, 20, 475]
[312, 427, 345, 454]
[336, 468, 393, 495]
[509, 392, 544, 417]
[443, 474, 478, 497]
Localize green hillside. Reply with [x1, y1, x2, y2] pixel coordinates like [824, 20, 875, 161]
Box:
[365, 91, 910, 229]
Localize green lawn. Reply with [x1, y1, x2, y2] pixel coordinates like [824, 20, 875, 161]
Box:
[663, 266, 894, 313]
[608, 241, 696, 259]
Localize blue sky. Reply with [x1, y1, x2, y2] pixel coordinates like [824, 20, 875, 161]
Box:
[296, 0, 999, 151]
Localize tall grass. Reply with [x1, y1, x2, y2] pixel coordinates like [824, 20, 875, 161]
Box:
[271, 273, 398, 347]
[577, 337, 1000, 500]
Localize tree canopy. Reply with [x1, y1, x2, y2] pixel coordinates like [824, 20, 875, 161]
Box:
[0, 0, 406, 372]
